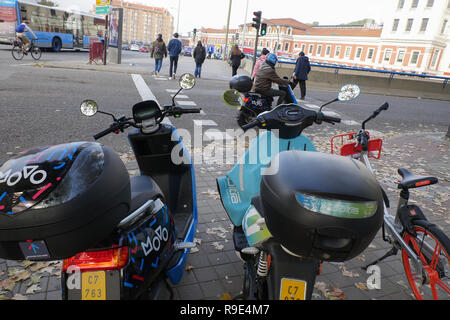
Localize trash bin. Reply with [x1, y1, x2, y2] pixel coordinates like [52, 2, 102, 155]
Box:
[89, 41, 104, 64]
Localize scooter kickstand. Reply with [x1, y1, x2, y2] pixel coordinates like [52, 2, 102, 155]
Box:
[362, 247, 398, 271]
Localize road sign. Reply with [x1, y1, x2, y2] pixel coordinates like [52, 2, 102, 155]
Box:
[96, 5, 111, 14]
[96, 0, 110, 5]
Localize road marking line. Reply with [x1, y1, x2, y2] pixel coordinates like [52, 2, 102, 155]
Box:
[171, 94, 189, 99]
[200, 110, 206, 115]
[177, 101, 197, 106]
[166, 89, 179, 93]
[193, 120, 217, 126]
[131, 74, 171, 125]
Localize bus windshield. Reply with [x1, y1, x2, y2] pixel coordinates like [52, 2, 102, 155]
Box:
[0, 0, 105, 51]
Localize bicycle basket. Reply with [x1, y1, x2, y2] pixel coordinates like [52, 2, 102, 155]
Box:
[331, 131, 383, 159]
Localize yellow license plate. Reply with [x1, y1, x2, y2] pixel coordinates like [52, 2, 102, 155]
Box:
[81, 271, 106, 300]
[280, 278, 307, 300]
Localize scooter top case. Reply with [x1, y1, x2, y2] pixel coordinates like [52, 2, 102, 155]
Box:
[260, 151, 384, 262]
[0, 142, 131, 261]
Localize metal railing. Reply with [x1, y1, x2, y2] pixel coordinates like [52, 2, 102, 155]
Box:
[244, 54, 450, 87]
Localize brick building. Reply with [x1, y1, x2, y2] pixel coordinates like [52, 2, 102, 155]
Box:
[107, 1, 174, 45]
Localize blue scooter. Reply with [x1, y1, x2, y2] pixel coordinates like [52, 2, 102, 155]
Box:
[0, 74, 201, 300]
[217, 84, 385, 300]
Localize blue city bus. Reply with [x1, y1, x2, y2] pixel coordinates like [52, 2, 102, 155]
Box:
[0, 0, 105, 51]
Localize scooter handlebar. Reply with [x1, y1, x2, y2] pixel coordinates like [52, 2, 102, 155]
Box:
[93, 122, 121, 140]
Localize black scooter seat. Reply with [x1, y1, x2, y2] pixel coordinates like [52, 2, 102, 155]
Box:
[130, 176, 164, 212]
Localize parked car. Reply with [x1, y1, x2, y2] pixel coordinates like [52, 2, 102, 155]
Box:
[139, 47, 149, 53]
[130, 44, 139, 51]
[122, 44, 130, 50]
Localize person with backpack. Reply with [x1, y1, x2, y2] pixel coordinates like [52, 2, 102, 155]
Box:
[167, 32, 182, 80]
[151, 34, 167, 76]
[15, 20, 37, 52]
[193, 41, 206, 78]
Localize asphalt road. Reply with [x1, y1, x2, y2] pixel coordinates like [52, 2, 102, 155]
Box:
[0, 44, 448, 165]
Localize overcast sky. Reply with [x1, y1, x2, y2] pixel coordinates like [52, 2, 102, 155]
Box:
[56, 0, 392, 34]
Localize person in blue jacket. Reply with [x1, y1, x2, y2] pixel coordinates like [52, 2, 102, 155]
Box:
[292, 51, 311, 100]
[167, 33, 182, 79]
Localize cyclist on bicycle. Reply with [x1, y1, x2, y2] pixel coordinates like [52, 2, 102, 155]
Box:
[15, 20, 37, 52]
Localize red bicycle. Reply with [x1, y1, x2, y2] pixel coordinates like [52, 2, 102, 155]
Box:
[331, 103, 450, 300]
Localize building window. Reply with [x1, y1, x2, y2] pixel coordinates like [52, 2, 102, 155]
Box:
[309, 44, 314, 54]
[284, 42, 290, 51]
[301, 44, 306, 52]
[367, 48, 375, 60]
[335, 46, 341, 57]
[410, 51, 420, 65]
[406, 19, 414, 31]
[430, 49, 440, 68]
[397, 49, 405, 63]
[398, 0, 405, 8]
[344, 46, 351, 58]
[317, 45, 322, 55]
[420, 18, 429, 31]
[392, 19, 400, 31]
[426, 0, 434, 7]
[356, 47, 363, 59]
[325, 45, 331, 56]
[411, 0, 419, 8]
[441, 19, 448, 34]
[384, 49, 392, 62]
[294, 43, 298, 49]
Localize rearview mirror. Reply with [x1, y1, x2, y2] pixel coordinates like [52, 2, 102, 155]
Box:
[338, 84, 361, 102]
[179, 73, 195, 90]
[80, 100, 98, 117]
[222, 89, 243, 108]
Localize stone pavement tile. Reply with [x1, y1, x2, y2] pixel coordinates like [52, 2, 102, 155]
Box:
[200, 279, 225, 299]
[47, 275, 61, 292]
[176, 269, 197, 286]
[221, 275, 244, 297]
[175, 283, 204, 300]
[207, 252, 231, 266]
[46, 290, 62, 300]
[214, 263, 241, 278]
[193, 266, 219, 282]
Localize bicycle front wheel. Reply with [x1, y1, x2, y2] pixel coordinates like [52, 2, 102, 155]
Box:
[11, 45, 24, 60]
[402, 220, 450, 300]
[31, 46, 41, 60]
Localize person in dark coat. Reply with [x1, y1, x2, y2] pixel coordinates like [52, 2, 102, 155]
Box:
[229, 45, 245, 76]
[167, 32, 182, 79]
[292, 51, 311, 100]
[193, 41, 206, 78]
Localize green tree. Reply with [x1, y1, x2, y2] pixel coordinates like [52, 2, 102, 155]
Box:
[37, 1, 58, 7]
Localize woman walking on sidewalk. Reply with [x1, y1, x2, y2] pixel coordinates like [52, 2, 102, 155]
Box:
[193, 41, 206, 78]
[151, 34, 167, 76]
[229, 44, 245, 77]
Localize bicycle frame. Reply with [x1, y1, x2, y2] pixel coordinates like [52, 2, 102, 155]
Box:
[359, 150, 424, 275]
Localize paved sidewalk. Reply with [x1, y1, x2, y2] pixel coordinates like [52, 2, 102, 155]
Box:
[1, 128, 447, 300]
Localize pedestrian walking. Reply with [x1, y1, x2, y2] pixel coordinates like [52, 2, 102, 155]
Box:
[252, 48, 269, 81]
[151, 34, 167, 76]
[229, 44, 245, 76]
[193, 41, 206, 78]
[292, 51, 311, 100]
[167, 33, 182, 79]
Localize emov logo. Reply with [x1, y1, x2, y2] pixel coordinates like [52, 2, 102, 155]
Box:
[0, 165, 47, 187]
[141, 225, 169, 256]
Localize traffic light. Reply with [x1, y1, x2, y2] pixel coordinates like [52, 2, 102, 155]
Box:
[193, 28, 197, 38]
[260, 23, 267, 36]
[252, 11, 261, 30]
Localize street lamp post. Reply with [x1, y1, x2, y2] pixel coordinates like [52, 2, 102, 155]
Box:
[176, 0, 180, 33]
[224, 0, 232, 61]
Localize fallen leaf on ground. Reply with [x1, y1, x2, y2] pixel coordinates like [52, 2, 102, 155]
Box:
[355, 282, 368, 291]
[0, 279, 16, 292]
[220, 292, 232, 300]
[12, 294, 28, 300]
[25, 284, 41, 294]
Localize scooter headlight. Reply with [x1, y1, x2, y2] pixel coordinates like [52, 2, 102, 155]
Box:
[296, 193, 377, 219]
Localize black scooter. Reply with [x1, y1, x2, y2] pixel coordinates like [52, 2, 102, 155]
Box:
[0, 74, 201, 300]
